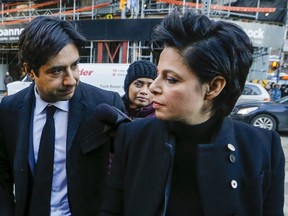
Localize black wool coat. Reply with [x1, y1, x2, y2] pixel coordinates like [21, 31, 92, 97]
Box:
[100, 117, 285, 216]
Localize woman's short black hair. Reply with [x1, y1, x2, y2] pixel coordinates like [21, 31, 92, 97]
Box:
[152, 11, 254, 118]
[18, 16, 87, 76]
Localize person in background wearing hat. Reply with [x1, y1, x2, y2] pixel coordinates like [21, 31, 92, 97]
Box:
[122, 60, 157, 119]
[3, 71, 13, 94]
[99, 11, 285, 216]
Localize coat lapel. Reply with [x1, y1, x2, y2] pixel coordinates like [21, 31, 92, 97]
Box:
[13, 84, 35, 215]
[196, 118, 241, 215]
[66, 83, 87, 151]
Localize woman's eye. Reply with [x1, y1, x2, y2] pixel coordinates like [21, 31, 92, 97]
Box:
[167, 77, 178, 84]
[134, 83, 142, 88]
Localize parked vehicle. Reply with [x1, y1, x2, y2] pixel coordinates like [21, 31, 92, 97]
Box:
[237, 82, 271, 103]
[230, 96, 288, 131]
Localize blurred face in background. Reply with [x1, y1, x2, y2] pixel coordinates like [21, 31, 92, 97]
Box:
[149, 47, 213, 125]
[128, 77, 154, 109]
[28, 43, 80, 103]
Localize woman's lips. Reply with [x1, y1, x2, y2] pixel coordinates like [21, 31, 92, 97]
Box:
[137, 97, 149, 102]
[152, 101, 163, 109]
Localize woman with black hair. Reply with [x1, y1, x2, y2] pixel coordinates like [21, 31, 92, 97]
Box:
[100, 11, 285, 216]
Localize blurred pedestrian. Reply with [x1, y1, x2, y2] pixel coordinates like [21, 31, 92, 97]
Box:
[280, 84, 288, 98]
[0, 16, 124, 216]
[270, 83, 281, 100]
[264, 82, 271, 92]
[3, 71, 13, 91]
[122, 60, 157, 119]
[100, 11, 285, 216]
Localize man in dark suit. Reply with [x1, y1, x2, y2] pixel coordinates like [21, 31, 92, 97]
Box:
[0, 16, 124, 216]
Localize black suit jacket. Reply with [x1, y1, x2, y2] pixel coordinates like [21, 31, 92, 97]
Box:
[100, 117, 285, 216]
[0, 82, 124, 216]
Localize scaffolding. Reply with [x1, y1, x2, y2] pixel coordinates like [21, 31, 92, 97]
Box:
[0, 0, 286, 70]
[0, 0, 284, 25]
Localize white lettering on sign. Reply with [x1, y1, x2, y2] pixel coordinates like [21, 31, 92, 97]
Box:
[0, 28, 24, 37]
[244, 28, 264, 39]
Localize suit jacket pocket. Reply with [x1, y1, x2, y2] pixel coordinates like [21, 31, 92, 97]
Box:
[240, 170, 271, 215]
[242, 170, 270, 189]
[80, 130, 111, 154]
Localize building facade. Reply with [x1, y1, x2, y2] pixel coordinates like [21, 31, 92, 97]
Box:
[0, 0, 287, 90]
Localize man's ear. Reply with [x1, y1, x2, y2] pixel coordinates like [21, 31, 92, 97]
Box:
[23, 63, 35, 81]
[205, 76, 226, 100]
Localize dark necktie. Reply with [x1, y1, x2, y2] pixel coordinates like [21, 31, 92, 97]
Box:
[29, 105, 57, 216]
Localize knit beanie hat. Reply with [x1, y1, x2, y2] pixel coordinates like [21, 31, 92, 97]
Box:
[124, 60, 157, 94]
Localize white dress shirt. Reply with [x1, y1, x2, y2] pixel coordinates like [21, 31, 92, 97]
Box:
[33, 88, 71, 216]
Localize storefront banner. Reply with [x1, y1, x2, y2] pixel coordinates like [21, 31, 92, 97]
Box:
[0, 24, 27, 43]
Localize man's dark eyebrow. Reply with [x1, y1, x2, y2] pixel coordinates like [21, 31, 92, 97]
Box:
[48, 58, 80, 72]
[73, 58, 80, 65]
[49, 65, 64, 72]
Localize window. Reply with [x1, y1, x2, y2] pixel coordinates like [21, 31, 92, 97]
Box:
[242, 84, 261, 95]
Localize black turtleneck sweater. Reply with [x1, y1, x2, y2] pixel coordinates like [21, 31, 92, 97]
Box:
[166, 116, 222, 216]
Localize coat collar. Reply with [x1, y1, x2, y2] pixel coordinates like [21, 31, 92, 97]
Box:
[16, 82, 88, 151]
[14, 83, 35, 214]
[196, 117, 240, 215]
[66, 82, 87, 151]
[160, 117, 239, 215]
